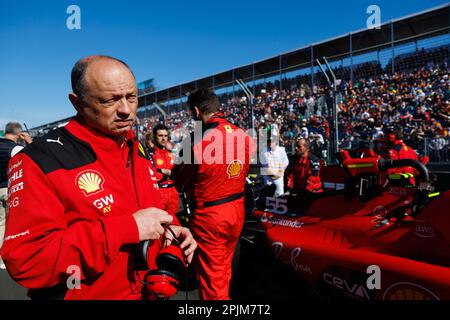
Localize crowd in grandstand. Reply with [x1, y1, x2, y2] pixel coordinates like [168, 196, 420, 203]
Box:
[137, 63, 449, 163]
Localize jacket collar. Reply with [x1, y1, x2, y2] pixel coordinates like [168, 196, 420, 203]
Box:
[65, 116, 135, 150]
[208, 112, 226, 123]
[297, 151, 309, 164]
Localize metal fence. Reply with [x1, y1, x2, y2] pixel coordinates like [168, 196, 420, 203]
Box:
[418, 137, 449, 163]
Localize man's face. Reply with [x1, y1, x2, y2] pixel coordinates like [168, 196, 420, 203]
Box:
[155, 129, 169, 148]
[71, 59, 138, 137]
[295, 139, 308, 157]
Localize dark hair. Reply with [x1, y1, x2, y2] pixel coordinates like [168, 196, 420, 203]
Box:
[153, 123, 169, 136]
[187, 88, 220, 115]
[5, 122, 23, 135]
[386, 127, 403, 140]
[71, 55, 133, 99]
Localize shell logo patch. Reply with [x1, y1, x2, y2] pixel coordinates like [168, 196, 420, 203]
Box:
[156, 158, 164, 166]
[383, 282, 439, 300]
[224, 125, 233, 133]
[76, 170, 105, 197]
[227, 159, 243, 178]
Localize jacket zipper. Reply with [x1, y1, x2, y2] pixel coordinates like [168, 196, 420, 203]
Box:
[127, 140, 141, 209]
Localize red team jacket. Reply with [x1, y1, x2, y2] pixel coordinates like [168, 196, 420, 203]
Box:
[174, 113, 256, 205]
[286, 151, 323, 193]
[151, 146, 175, 187]
[385, 139, 419, 183]
[1, 117, 178, 300]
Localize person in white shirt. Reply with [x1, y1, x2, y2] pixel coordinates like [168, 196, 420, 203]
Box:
[262, 138, 289, 197]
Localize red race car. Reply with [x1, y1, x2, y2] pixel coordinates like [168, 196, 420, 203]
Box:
[233, 151, 449, 300]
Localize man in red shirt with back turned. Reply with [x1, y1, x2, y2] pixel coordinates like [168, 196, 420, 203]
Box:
[148, 124, 179, 215]
[1, 55, 196, 300]
[173, 89, 256, 300]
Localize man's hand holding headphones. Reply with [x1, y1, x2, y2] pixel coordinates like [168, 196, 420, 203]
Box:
[133, 208, 197, 263]
[163, 224, 197, 264]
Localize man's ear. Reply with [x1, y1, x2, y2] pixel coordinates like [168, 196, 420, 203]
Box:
[194, 106, 201, 118]
[68, 93, 82, 113]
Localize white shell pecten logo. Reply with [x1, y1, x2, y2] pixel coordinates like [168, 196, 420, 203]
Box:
[76, 170, 105, 197]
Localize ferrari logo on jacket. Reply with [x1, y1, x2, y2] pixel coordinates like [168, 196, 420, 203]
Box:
[76, 170, 105, 197]
[227, 160, 243, 178]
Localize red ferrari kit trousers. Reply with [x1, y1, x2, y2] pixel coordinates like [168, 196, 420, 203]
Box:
[189, 198, 244, 300]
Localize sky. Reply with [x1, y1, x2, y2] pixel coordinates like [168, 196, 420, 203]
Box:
[0, 0, 447, 128]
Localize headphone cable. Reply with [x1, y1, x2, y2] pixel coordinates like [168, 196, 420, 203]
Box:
[165, 225, 188, 300]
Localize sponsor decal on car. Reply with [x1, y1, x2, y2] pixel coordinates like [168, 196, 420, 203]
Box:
[318, 266, 376, 300]
[290, 247, 312, 275]
[414, 224, 436, 239]
[383, 282, 439, 300]
[322, 272, 371, 300]
[261, 212, 304, 228]
[271, 242, 312, 275]
[271, 242, 284, 258]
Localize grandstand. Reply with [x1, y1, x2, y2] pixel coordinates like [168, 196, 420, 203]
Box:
[32, 4, 450, 165]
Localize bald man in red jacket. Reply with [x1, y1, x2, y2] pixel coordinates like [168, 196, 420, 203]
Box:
[1, 55, 196, 299]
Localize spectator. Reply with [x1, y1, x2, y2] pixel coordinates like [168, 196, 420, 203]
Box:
[262, 137, 289, 197]
[0, 122, 32, 269]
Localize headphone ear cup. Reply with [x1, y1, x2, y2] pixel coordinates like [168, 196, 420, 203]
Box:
[156, 245, 186, 276]
[145, 269, 180, 298]
[134, 240, 149, 271]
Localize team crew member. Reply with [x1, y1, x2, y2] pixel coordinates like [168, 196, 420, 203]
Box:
[173, 89, 256, 300]
[1, 55, 196, 300]
[0, 122, 32, 269]
[384, 128, 419, 183]
[149, 124, 179, 215]
[286, 138, 323, 193]
[385, 128, 419, 163]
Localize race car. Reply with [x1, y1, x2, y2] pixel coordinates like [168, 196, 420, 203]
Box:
[232, 150, 450, 300]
